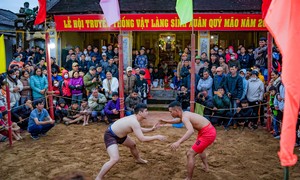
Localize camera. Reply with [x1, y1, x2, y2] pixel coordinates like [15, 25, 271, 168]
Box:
[198, 93, 204, 99]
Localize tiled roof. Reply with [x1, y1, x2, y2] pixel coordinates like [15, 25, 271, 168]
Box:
[0, 9, 17, 27]
[48, 0, 262, 14]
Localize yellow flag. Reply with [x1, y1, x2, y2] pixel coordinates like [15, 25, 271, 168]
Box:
[0, 35, 6, 74]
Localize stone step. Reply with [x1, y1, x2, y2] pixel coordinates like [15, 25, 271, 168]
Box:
[148, 98, 175, 104]
[147, 104, 169, 111]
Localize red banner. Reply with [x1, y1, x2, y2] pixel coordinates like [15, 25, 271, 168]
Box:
[54, 13, 266, 32]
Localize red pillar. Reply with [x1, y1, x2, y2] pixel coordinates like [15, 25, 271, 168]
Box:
[266, 32, 273, 131]
[118, 34, 125, 118]
[45, 32, 54, 119]
[5, 84, 12, 146]
[190, 33, 196, 112]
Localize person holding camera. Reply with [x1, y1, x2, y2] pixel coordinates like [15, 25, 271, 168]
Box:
[176, 85, 190, 111]
[196, 89, 214, 119]
[84, 66, 102, 96]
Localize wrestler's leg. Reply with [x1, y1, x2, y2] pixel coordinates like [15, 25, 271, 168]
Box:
[186, 148, 198, 180]
[199, 151, 209, 172]
[96, 144, 119, 180]
[122, 136, 148, 164]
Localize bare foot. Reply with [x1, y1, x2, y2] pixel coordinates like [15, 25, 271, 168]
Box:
[202, 163, 209, 172]
[136, 158, 148, 164]
[15, 137, 20, 141]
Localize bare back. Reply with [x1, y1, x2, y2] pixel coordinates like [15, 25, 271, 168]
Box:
[182, 111, 210, 131]
[110, 115, 140, 138]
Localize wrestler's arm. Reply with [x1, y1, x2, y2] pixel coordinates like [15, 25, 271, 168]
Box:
[160, 118, 181, 124]
[132, 122, 165, 142]
[176, 117, 194, 144]
[141, 121, 161, 133]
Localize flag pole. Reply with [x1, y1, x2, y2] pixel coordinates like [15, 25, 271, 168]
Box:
[190, 12, 195, 112]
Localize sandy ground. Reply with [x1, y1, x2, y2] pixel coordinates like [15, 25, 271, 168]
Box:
[0, 111, 300, 180]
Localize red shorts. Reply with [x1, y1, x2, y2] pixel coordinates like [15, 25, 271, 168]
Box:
[192, 123, 216, 153]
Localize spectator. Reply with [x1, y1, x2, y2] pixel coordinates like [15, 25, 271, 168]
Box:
[196, 89, 214, 119]
[209, 54, 219, 69]
[198, 60, 210, 78]
[254, 37, 267, 73]
[234, 99, 254, 129]
[210, 65, 218, 77]
[195, 55, 203, 74]
[253, 64, 265, 82]
[0, 111, 23, 140]
[239, 69, 248, 101]
[63, 101, 83, 125]
[135, 70, 148, 104]
[65, 49, 74, 62]
[88, 55, 99, 70]
[55, 98, 68, 123]
[6, 69, 23, 108]
[125, 90, 142, 116]
[90, 46, 101, 62]
[197, 70, 213, 97]
[106, 58, 118, 78]
[135, 47, 148, 68]
[113, 47, 119, 58]
[83, 66, 101, 96]
[69, 71, 84, 104]
[74, 46, 82, 60]
[212, 67, 226, 93]
[52, 68, 63, 82]
[247, 70, 265, 127]
[228, 53, 241, 70]
[269, 86, 280, 137]
[96, 66, 106, 81]
[113, 56, 119, 67]
[27, 99, 55, 140]
[124, 66, 136, 97]
[181, 67, 200, 94]
[80, 98, 91, 126]
[180, 60, 190, 85]
[100, 46, 107, 58]
[211, 86, 230, 125]
[177, 53, 187, 79]
[30, 67, 48, 101]
[103, 71, 119, 100]
[106, 44, 115, 59]
[88, 88, 107, 122]
[11, 98, 33, 130]
[176, 85, 190, 111]
[20, 70, 32, 105]
[100, 53, 109, 70]
[224, 65, 243, 115]
[152, 67, 165, 88]
[170, 70, 181, 90]
[0, 81, 16, 110]
[104, 92, 120, 123]
[50, 57, 60, 73]
[64, 53, 78, 71]
[60, 69, 72, 105]
[266, 70, 281, 92]
[218, 56, 229, 74]
[247, 46, 255, 67]
[78, 54, 88, 73]
[68, 62, 79, 77]
[225, 46, 238, 63]
[238, 47, 250, 69]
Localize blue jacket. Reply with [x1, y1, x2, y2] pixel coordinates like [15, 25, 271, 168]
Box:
[238, 53, 251, 69]
[225, 74, 243, 100]
[30, 75, 48, 99]
[212, 74, 226, 92]
[104, 99, 120, 115]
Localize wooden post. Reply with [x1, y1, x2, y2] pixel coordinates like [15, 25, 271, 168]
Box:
[118, 34, 125, 118]
[5, 83, 12, 146]
[190, 33, 196, 112]
[266, 32, 273, 131]
[46, 32, 54, 119]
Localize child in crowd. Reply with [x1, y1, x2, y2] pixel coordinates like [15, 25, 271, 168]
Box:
[135, 70, 148, 104]
[55, 98, 69, 123]
[0, 111, 22, 140]
[69, 71, 84, 104]
[269, 86, 280, 137]
[80, 98, 91, 126]
[236, 99, 254, 129]
[63, 101, 83, 125]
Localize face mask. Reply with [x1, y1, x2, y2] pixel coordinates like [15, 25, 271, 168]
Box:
[229, 49, 233, 54]
[230, 56, 235, 60]
[102, 50, 106, 53]
[12, 75, 16, 79]
[214, 47, 218, 51]
[84, 51, 87, 54]
[64, 74, 68, 79]
[54, 83, 59, 87]
[218, 52, 223, 56]
[15, 57, 20, 62]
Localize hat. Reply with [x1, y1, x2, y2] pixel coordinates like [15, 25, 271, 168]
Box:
[251, 70, 259, 76]
[112, 92, 119, 97]
[72, 62, 79, 67]
[173, 70, 177, 73]
[89, 66, 96, 71]
[239, 69, 246, 74]
[195, 55, 201, 59]
[126, 66, 133, 72]
[102, 53, 107, 56]
[102, 46, 107, 50]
